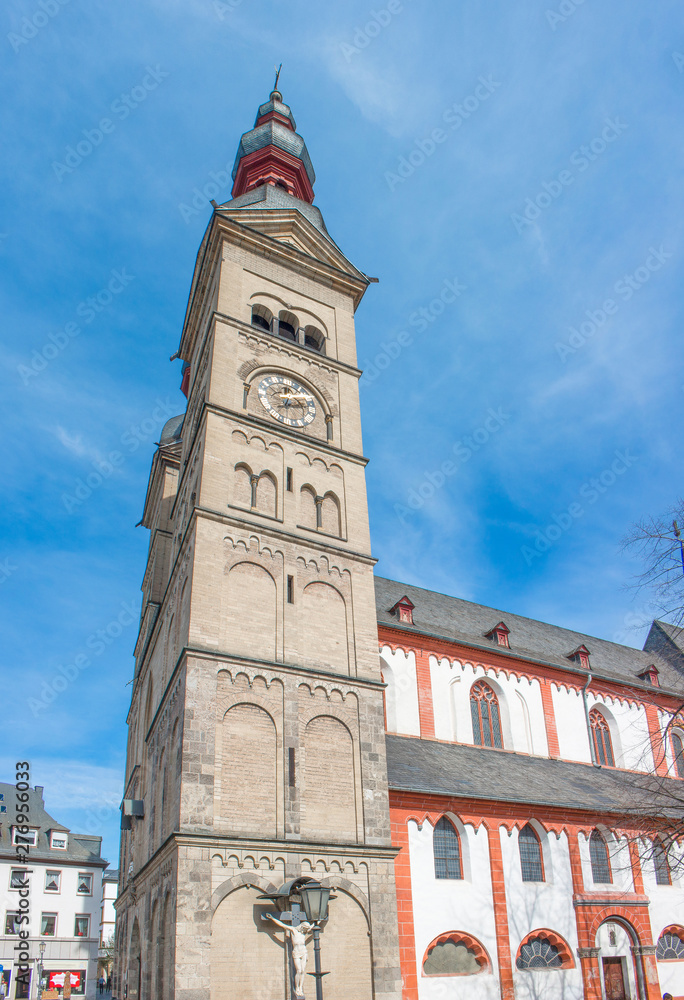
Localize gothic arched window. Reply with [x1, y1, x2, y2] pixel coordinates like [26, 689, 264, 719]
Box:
[590, 709, 615, 766]
[519, 824, 544, 882]
[433, 817, 463, 880]
[470, 681, 503, 749]
[589, 830, 612, 884]
[672, 731, 684, 778]
[654, 838, 672, 886]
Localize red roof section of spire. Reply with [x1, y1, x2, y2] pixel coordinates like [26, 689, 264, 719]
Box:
[231, 88, 316, 204]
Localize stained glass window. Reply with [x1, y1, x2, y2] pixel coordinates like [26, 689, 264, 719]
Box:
[672, 732, 684, 778]
[654, 838, 672, 886]
[470, 681, 503, 749]
[589, 830, 612, 883]
[590, 710, 615, 766]
[519, 824, 544, 882]
[433, 817, 462, 879]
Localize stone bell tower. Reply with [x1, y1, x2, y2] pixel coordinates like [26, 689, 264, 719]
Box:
[115, 85, 402, 1000]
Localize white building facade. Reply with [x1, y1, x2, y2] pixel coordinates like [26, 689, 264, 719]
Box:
[378, 581, 684, 1000]
[0, 784, 108, 1000]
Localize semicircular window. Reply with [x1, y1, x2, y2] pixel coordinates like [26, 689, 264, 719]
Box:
[516, 937, 563, 970]
[423, 936, 487, 976]
[656, 931, 684, 961]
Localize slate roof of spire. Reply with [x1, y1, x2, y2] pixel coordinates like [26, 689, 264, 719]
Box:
[223, 183, 330, 239]
[374, 576, 684, 693]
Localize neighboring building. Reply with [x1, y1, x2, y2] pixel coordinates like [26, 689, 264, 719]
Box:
[98, 870, 118, 980]
[377, 580, 684, 1000]
[0, 784, 107, 1000]
[114, 84, 684, 1000]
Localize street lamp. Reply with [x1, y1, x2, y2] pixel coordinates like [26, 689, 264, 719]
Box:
[298, 882, 331, 1000]
[38, 941, 46, 999]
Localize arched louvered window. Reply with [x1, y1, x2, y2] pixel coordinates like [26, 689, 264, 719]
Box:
[519, 824, 544, 882]
[251, 304, 272, 332]
[589, 830, 612, 883]
[277, 310, 299, 342]
[672, 732, 684, 778]
[433, 817, 463, 880]
[470, 681, 503, 749]
[654, 838, 672, 886]
[590, 710, 615, 766]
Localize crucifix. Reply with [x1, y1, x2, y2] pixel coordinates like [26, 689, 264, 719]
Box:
[262, 902, 311, 1000]
[273, 63, 282, 94]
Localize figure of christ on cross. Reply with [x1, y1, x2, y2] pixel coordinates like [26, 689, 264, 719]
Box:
[264, 912, 313, 999]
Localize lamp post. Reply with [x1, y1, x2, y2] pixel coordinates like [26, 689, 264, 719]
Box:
[298, 882, 331, 1000]
[37, 941, 46, 999]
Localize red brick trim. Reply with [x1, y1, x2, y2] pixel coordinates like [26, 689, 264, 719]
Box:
[539, 679, 560, 757]
[414, 648, 435, 739]
[484, 820, 515, 1000]
[629, 841, 645, 895]
[391, 815, 419, 1000]
[645, 703, 669, 776]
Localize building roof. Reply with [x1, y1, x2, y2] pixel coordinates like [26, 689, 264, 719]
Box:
[375, 576, 684, 694]
[222, 182, 331, 239]
[159, 413, 183, 446]
[0, 783, 107, 867]
[103, 868, 119, 882]
[385, 735, 679, 818]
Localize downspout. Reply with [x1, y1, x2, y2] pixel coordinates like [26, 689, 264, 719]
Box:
[582, 673, 601, 767]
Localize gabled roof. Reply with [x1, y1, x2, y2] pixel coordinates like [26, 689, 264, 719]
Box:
[0, 783, 107, 867]
[374, 576, 684, 693]
[389, 595, 415, 613]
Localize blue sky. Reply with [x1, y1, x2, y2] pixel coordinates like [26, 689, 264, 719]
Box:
[1, 0, 682, 864]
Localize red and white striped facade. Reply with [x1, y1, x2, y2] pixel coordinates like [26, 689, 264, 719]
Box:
[377, 602, 684, 1000]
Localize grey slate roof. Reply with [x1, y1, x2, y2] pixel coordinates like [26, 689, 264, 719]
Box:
[255, 95, 296, 130]
[386, 735, 677, 817]
[375, 576, 684, 694]
[159, 414, 183, 446]
[0, 783, 107, 866]
[223, 182, 330, 239]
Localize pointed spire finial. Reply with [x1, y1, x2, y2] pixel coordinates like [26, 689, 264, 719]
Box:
[271, 63, 283, 101]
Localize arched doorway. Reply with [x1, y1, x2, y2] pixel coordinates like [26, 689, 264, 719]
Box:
[128, 920, 142, 1000]
[595, 918, 646, 1000]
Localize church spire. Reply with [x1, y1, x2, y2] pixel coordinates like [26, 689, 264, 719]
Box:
[231, 77, 316, 203]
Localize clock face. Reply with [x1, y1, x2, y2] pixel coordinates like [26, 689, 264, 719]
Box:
[257, 374, 317, 427]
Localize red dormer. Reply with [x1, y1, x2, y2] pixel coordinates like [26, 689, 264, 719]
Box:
[485, 621, 510, 648]
[637, 663, 660, 686]
[567, 644, 591, 669]
[389, 596, 415, 626]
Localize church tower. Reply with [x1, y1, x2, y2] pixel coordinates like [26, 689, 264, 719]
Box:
[116, 85, 402, 1000]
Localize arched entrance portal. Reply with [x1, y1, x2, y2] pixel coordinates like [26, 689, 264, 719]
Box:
[128, 920, 142, 1000]
[595, 918, 648, 1000]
